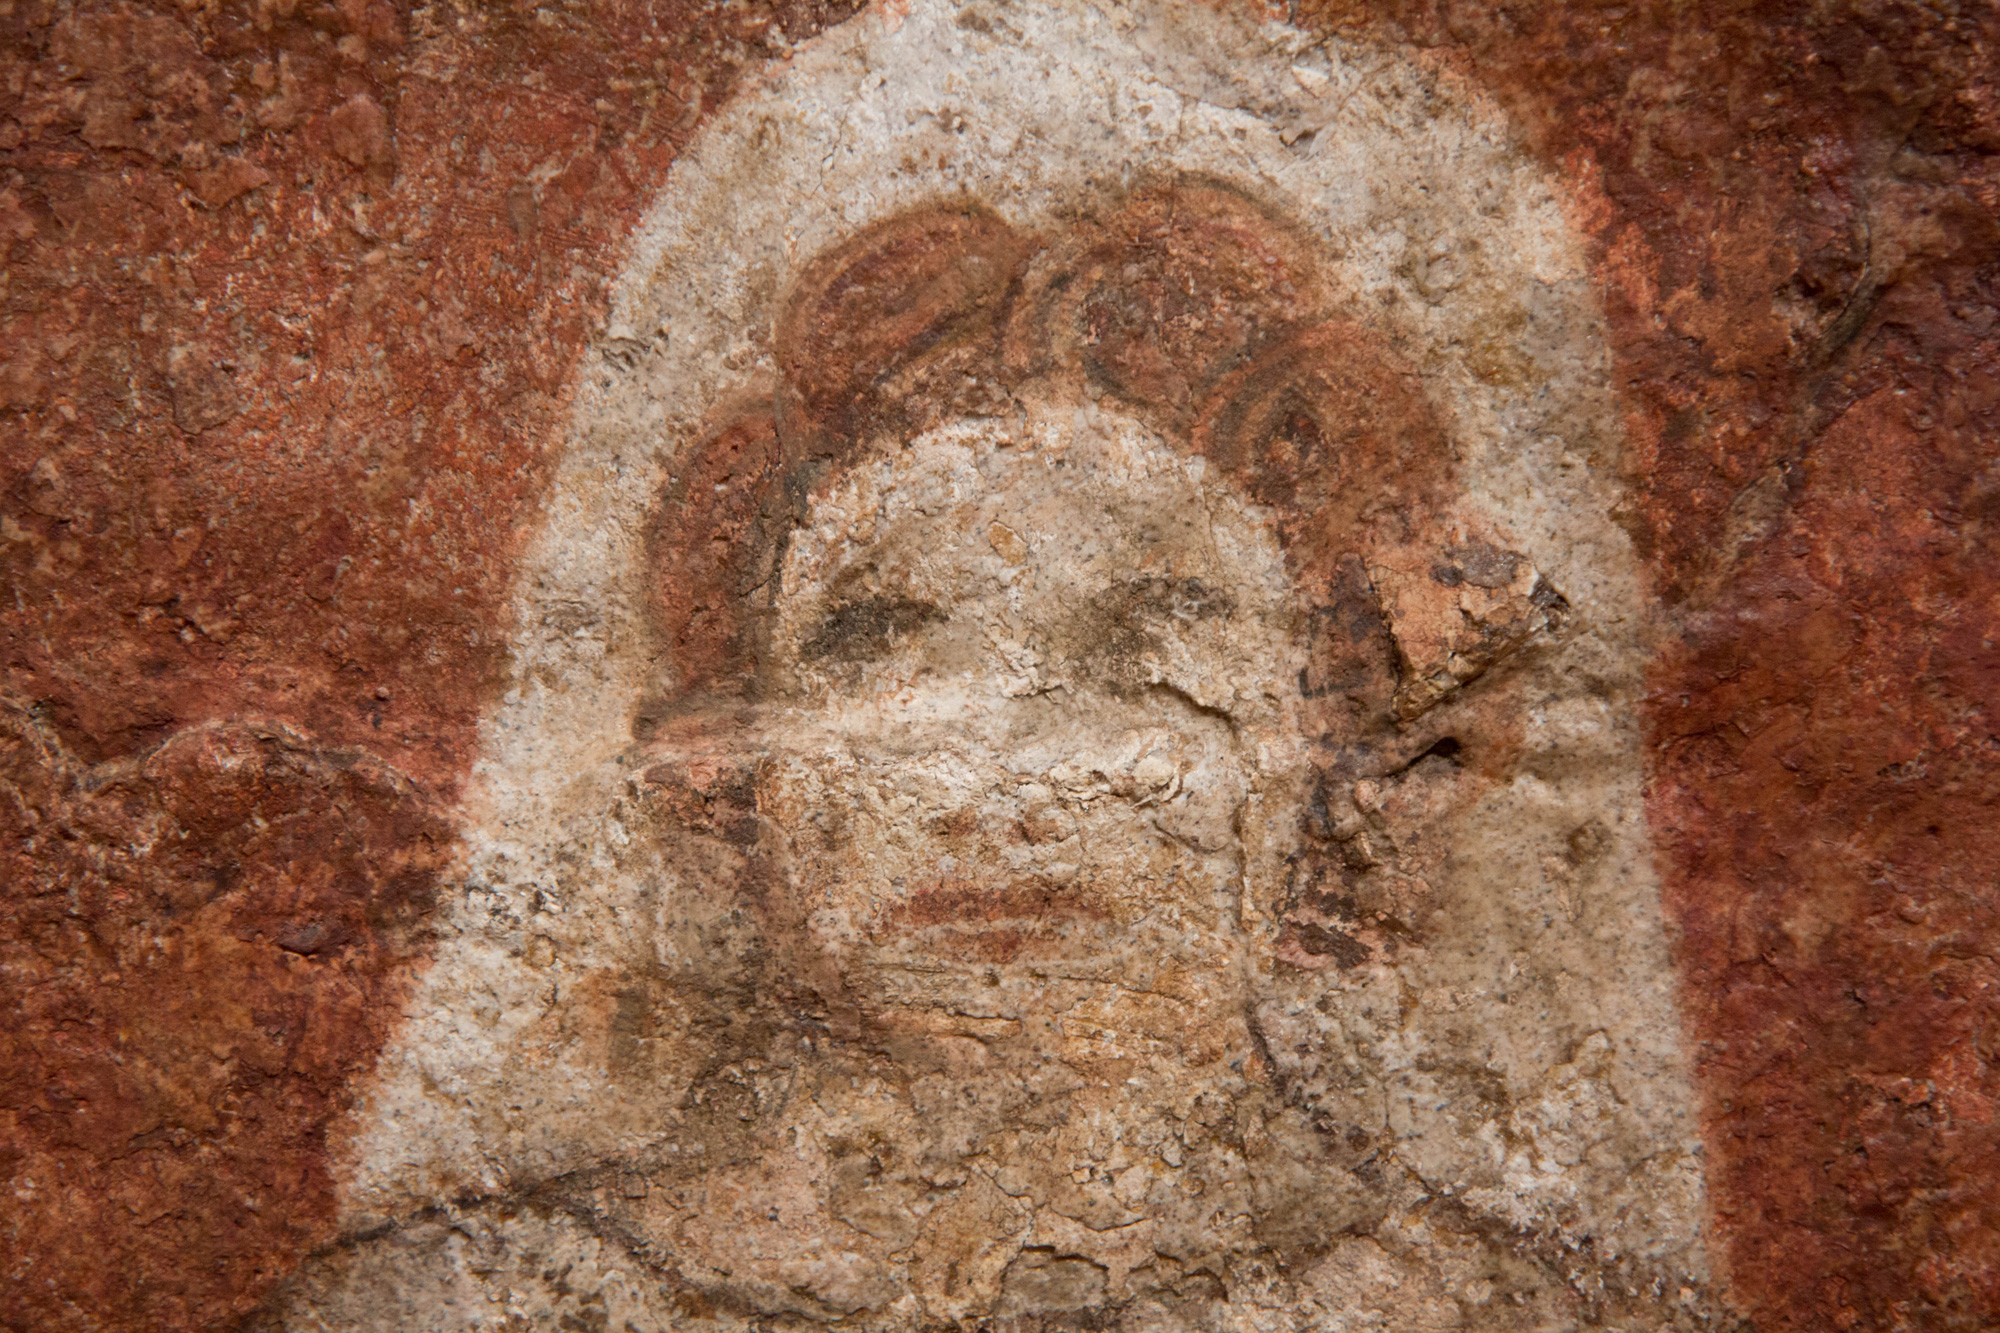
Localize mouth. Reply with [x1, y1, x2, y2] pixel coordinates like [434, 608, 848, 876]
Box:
[875, 879, 1116, 964]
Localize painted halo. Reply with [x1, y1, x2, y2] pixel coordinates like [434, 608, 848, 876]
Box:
[272, 3, 1723, 1330]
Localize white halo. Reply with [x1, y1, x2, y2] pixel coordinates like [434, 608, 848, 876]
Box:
[331, 0, 1713, 1319]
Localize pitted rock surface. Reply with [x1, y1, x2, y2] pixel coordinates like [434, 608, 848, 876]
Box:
[287, 7, 1711, 1328]
[5, 0, 1996, 1328]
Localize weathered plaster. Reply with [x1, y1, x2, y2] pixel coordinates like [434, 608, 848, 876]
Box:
[285, 2, 1720, 1326]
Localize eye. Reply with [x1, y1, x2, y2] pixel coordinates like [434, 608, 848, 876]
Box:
[800, 596, 946, 664]
[1083, 575, 1234, 642]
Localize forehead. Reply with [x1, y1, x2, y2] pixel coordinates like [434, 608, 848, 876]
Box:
[778, 412, 1292, 613]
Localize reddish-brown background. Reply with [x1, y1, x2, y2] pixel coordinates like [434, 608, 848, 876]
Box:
[2, 0, 1994, 1327]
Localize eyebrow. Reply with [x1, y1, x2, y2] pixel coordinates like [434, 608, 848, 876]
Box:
[1096, 575, 1237, 625]
[799, 596, 947, 663]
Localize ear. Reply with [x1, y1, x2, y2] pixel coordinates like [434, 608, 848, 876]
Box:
[774, 201, 1031, 453]
[1007, 174, 1318, 427]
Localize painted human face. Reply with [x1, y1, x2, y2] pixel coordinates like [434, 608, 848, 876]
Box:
[309, 6, 1716, 1328]
[620, 408, 1354, 1320]
[766, 410, 1302, 1020]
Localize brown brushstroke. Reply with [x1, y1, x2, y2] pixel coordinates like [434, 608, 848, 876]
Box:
[648, 407, 790, 702]
[777, 201, 1033, 450]
[1008, 175, 1320, 426]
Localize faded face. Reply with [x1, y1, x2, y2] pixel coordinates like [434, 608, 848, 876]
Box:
[294, 6, 1718, 1328]
[620, 409, 1363, 1321]
[770, 411, 1298, 1009]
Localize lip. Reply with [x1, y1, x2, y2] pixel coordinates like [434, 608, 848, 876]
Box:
[875, 880, 1115, 963]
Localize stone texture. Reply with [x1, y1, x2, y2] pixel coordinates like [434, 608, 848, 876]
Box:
[1319, 4, 2000, 1328]
[300, 8, 1710, 1327]
[0, 0, 1993, 1328]
[0, 0, 861, 1325]
[0, 706, 448, 1329]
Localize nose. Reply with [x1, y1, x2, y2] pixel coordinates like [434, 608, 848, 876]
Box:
[635, 733, 766, 847]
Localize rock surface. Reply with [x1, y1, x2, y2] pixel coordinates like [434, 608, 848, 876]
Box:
[1, 0, 1994, 1328]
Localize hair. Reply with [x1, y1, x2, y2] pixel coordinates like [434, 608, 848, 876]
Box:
[641, 174, 1456, 754]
